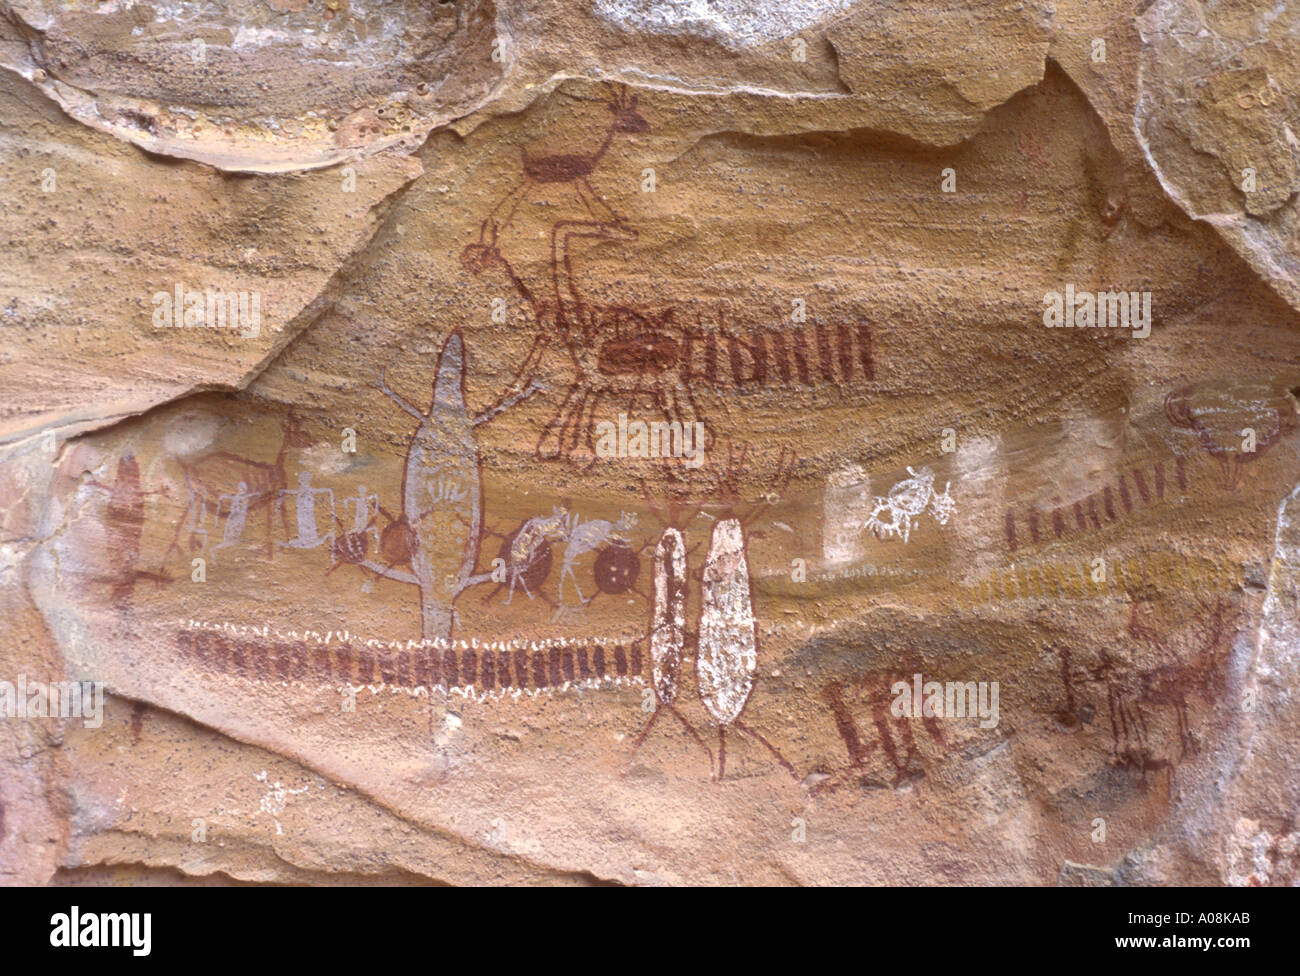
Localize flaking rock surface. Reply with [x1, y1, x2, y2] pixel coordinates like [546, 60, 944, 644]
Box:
[2, 0, 1299, 886]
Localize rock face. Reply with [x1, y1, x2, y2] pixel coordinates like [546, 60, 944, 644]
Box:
[2, 0, 1299, 887]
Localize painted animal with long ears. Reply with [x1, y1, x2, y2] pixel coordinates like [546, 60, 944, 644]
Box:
[553, 509, 638, 621]
[479, 83, 648, 237]
[505, 506, 570, 603]
[459, 88, 710, 467]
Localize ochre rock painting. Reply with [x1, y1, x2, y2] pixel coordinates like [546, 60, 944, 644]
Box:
[4, 0, 1300, 890]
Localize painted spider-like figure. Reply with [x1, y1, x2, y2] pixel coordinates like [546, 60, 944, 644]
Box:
[864, 466, 954, 544]
[336, 504, 417, 593]
[327, 486, 382, 574]
[329, 518, 371, 569]
[629, 441, 799, 782]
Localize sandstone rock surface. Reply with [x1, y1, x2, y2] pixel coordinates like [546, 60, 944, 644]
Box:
[2, 0, 1299, 886]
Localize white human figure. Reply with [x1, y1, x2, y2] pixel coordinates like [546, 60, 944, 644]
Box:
[210, 481, 257, 561]
[345, 485, 380, 549]
[254, 770, 310, 836]
[184, 487, 211, 554]
[278, 471, 335, 550]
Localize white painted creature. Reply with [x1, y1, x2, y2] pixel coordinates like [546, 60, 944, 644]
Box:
[278, 470, 336, 551]
[362, 330, 539, 641]
[210, 481, 259, 561]
[697, 518, 756, 729]
[696, 517, 796, 780]
[553, 510, 638, 620]
[506, 506, 570, 603]
[864, 466, 955, 544]
[630, 527, 713, 769]
[254, 770, 310, 836]
[649, 527, 688, 704]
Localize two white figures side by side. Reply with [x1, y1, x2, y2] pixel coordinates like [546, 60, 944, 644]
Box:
[865, 466, 955, 544]
[633, 517, 796, 781]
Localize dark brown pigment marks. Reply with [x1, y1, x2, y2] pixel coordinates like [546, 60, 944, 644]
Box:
[678, 322, 875, 391]
[818, 653, 952, 792]
[1055, 597, 1238, 776]
[1165, 383, 1296, 489]
[175, 628, 647, 697]
[1004, 457, 1183, 553]
[459, 87, 876, 463]
[89, 452, 171, 599]
[160, 411, 313, 570]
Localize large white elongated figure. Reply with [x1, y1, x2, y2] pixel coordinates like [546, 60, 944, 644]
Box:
[366, 330, 535, 641]
[698, 519, 756, 726]
[631, 527, 712, 770]
[697, 517, 795, 780]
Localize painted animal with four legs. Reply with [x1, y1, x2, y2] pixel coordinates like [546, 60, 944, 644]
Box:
[504, 506, 570, 603]
[864, 466, 955, 544]
[459, 87, 712, 466]
[554, 510, 638, 620]
[161, 411, 313, 569]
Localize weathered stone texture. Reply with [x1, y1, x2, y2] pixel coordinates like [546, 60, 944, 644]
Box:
[2, 0, 1299, 886]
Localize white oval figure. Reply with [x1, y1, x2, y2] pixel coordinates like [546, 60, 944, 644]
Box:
[651, 527, 687, 704]
[698, 518, 756, 726]
[694, 517, 797, 781]
[630, 527, 712, 771]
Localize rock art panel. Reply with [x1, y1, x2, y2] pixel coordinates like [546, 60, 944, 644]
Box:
[4, 2, 1300, 890]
